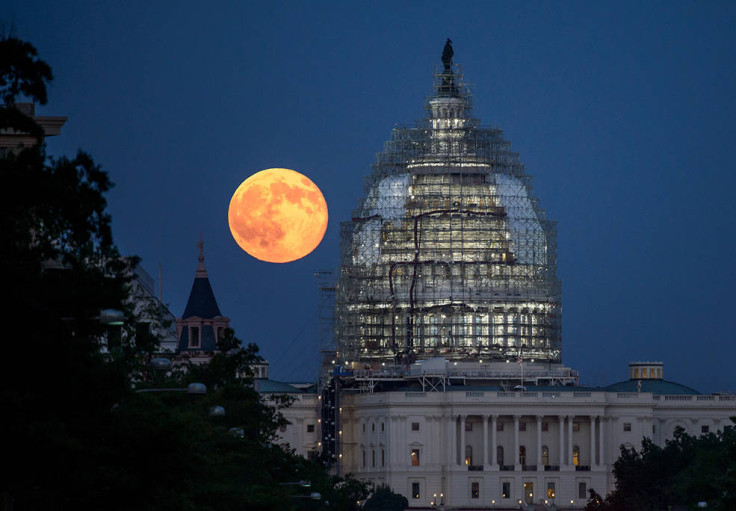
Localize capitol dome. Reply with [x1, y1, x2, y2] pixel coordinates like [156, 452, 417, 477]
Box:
[336, 49, 561, 367]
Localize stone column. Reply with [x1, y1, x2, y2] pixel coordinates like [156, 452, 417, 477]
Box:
[514, 415, 520, 470]
[482, 414, 489, 467]
[558, 415, 565, 466]
[460, 415, 466, 466]
[491, 415, 498, 467]
[536, 415, 543, 467]
[590, 416, 596, 467]
[445, 414, 453, 468]
[567, 415, 574, 466]
[599, 417, 605, 467]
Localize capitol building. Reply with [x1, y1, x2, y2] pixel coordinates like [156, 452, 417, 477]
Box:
[246, 44, 736, 510]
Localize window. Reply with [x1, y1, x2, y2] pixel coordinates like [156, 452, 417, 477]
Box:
[519, 422, 526, 432]
[623, 422, 632, 432]
[519, 446, 526, 465]
[362, 450, 366, 467]
[412, 482, 420, 499]
[189, 326, 200, 348]
[411, 449, 420, 466]
[702, 425, 710, 434]
[471, 482, 479, 499]
[542, 446, 549, 466]
[465, 445, 473, 466]
[547, 482, 556, 499]
[524, 482, 534, 504]
[502, 482, 510, 499]
[381, 422, 385, 432]
[372, 450, 375, 467]
[573, 446, 580, 466]
[307, 424, 315, 433]
[542, 422, 549, 432]
[497, 446, 504, 466]
[573, 422, 580, 432]
[372, 423, 375, 432]
[362, 424, 366, 433]
[381, 449, 385, 467]
[497, 421, 504, 432]
[578, 481, 587, 499]
[465, 421, 473, 432]
[411, 422, 420, 431]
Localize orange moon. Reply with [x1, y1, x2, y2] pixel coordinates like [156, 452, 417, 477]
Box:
[228, 168, 328, 263]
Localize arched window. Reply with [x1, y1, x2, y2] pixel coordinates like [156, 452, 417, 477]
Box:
[465, 445, 473, 466]
[519, 445, 526, 465]
[573, 445, 580, 466]
[497, 445, 504, 466]
[542, 445, 549, 466]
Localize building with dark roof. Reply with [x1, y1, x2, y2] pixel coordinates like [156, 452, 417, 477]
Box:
[175, 242, 230, 355]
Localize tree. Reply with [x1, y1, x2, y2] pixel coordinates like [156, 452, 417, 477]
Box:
[584, 421, 736, 511]
[363, 485, 408, 511]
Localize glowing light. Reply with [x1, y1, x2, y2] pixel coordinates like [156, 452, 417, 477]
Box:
[228, 168, 328, 263]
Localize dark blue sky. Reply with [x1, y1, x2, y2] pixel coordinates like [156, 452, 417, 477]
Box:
[6, 1, 735, 392]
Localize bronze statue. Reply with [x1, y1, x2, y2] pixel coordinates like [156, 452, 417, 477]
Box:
[441, 38, 453, 70]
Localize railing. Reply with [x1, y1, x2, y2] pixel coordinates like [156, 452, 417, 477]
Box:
[617, 393, 639, 398]
[499, 465, 514, 471]
[465, 391, 485, 397]
[542, 392, 560, 398]
[664, 395, 692, 401]
[522, 465, 537, 471]
[575, 465, 591, 471]
[544, 465, 560, 471]
[697, 395, 715, 401]
[404, 392, 427, 398]
[468, 465, 484, 471]
[521, 392, 538, 398]
[573, 392, 591, 398]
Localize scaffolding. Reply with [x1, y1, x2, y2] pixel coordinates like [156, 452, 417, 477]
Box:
[335, 64, 562, 368]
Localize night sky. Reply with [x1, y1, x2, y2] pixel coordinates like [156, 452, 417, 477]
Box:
[6, 2, 735, 392]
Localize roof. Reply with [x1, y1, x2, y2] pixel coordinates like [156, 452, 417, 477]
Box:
[604, 379, 700, 395]
[255, 379, 307, 394]
[181, 248, 222, 319]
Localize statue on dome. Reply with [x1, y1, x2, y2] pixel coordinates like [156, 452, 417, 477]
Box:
[441, 38, 454, 71]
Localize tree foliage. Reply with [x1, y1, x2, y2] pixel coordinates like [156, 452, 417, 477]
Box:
[363, 485, 408, 511]
[585, 422, 736, 511]
[0, 36, 365, 511]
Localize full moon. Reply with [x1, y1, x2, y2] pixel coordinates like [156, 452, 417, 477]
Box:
[228, 168, 328, 263]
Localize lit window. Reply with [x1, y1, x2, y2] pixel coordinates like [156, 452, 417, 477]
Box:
[542, 446, 549, 466]
[411, 449, 420, 466]
[623, 423, 632, 432]
[573, 446, 580, 466]
[411, 422, 420, 431]
[471, 482, 480, 499]
[547, 482, 555, 499]
[465, 445, 473, 466]
[412, 482, 420, 499]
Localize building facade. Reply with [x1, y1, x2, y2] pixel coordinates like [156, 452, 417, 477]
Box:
[311, 44, 736, 510]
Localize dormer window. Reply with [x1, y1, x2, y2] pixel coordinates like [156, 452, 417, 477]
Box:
[189, 326, 200, 348]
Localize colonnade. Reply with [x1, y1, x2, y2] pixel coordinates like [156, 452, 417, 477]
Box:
[452, 414, 606, 470]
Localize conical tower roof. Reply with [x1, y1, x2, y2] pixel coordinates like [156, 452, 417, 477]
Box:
[182, 241, 222, 319]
